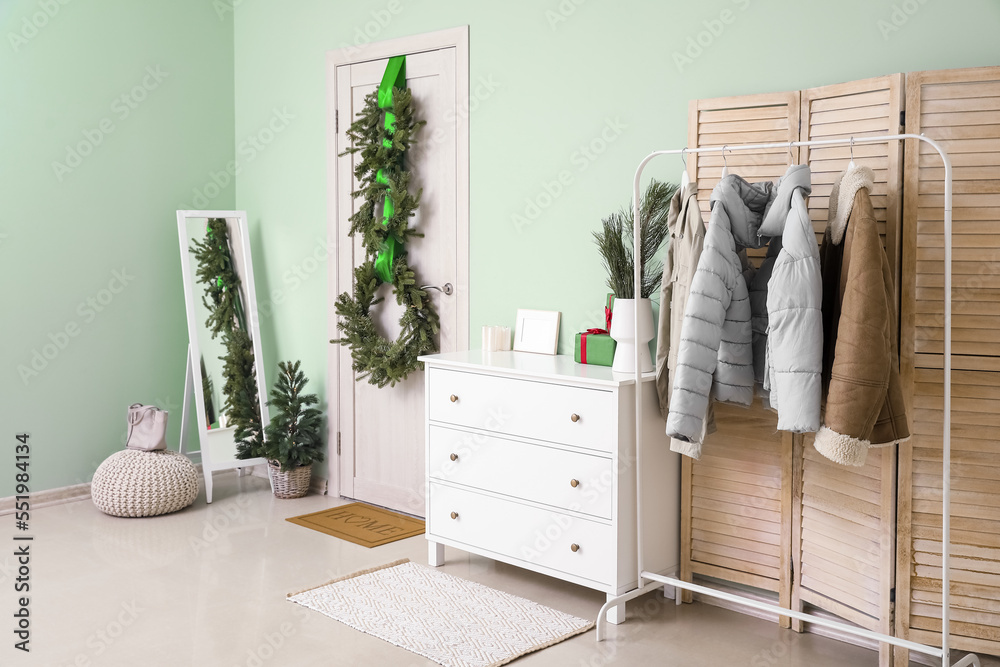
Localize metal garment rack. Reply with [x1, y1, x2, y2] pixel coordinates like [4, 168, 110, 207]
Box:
[596, 134, 982, 667]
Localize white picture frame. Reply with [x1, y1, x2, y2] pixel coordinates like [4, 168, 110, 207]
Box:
[513, 309, 561, 355]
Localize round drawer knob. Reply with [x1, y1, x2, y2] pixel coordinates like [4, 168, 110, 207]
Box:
[570, 413, 580, 423]
[570, 479, 580, 488]
[570, 543, 580, 553]
[450, 453, 458, 461]
[450, 394, 458, 403]
[450, 512, 459, 520]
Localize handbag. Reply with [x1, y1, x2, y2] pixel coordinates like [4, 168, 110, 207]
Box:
[125, 403, 168, 451]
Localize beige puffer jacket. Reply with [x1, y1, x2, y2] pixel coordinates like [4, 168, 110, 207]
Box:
[655, 182, 715, 458]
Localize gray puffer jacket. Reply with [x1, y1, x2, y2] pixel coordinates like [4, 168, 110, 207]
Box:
[752, 164, 823, 433]
[665, 175, 769, 446]
[666, 165, 822, 446]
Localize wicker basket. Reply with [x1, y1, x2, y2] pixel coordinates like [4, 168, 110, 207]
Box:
[268, 460, 311, 499]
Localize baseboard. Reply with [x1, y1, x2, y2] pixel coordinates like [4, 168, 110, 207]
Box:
[249, 465, 329, 496]
[0, 462, 207, 516]
[0, 482, 93, 515]
[309, 474, 329, 496]
[691, 576, 879, 652]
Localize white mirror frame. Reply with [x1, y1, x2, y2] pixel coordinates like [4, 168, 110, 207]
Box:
[176, 210, 271, 503]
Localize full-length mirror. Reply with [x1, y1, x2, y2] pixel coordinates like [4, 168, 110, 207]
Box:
[176, 210, 270, 503]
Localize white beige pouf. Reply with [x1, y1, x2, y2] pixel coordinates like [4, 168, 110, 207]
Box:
[92, 449, 199, 518]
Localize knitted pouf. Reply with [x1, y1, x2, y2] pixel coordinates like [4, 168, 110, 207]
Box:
[92, 449, 199, 518]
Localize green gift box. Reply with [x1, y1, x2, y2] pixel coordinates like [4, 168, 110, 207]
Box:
[574, 331, 616, 366]
[574, 294, 616, 366]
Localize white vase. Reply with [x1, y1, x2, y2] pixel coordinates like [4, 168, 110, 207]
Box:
[609, 298, 654, 373]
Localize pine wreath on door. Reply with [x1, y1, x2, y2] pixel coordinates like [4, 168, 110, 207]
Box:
[328, 33, 469, 517]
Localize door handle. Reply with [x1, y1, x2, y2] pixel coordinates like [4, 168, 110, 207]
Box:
[419, 282, 453, 296]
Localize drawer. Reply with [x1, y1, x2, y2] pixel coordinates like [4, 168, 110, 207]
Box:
[428, 482, 615, 586]
[428, 425, 614, 519]
[428, 368, 614, 452]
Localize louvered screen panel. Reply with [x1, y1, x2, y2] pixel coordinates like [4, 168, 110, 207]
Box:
[689, 92, 800, 266]
[792, 76, 904, 667]
[682, 404, 792, 619]
[680, 93, 799, 625]
[799, 74, 905, 280]
[897, 66, 1000, 661]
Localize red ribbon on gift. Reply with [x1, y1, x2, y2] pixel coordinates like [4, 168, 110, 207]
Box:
[580, 306, 614, 364]
[580, 327, 607, 364]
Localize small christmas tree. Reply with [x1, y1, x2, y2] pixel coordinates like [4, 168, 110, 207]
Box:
[263, 361, 325, 471]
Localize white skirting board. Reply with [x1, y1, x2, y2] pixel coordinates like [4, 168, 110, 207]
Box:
[0, 465, 331, 515]
[0, 481, 94, 515]
[691, 576, 881, 651]
[248, 465, 328, 496]
[688, 577, 989, 666]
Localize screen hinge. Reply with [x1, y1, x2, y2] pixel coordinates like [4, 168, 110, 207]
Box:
[336, 109, 339, 133]
[337, 432, 341, 455]
[899, 110, 905, 130]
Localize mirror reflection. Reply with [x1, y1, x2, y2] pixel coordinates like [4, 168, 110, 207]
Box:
[186, 217, 254, 433]
[177, 211, 269, 502]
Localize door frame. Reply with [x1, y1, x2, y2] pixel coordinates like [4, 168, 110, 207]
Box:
[325, 26, 470, 498]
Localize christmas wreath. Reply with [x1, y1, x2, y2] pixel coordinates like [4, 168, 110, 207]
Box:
[332, 56, 440, 388]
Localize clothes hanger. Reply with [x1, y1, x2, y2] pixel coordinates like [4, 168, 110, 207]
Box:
[720, 145, 729, 178]
[788, 141, 796, 166]
[680, 149, 690, 188]
[847, 136, 856, 171]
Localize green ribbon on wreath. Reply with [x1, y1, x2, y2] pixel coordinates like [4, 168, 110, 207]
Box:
[373, 55, 407, 284]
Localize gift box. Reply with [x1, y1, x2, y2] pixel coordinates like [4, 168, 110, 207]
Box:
[574, 294, 616, 366]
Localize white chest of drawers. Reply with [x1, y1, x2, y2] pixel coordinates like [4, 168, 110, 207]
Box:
[419, 350, 679, 623]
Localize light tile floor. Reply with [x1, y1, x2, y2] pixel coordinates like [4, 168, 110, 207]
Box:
[5, 473, 996, 667]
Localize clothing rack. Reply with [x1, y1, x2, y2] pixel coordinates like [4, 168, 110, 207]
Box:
[596, 134, 981, 667]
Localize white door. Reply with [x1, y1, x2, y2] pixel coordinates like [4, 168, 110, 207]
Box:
[332, 42, 467, 517]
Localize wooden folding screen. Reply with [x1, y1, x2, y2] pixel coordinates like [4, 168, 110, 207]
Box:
[896, 66, 1000, 665]
[682, 92, 799, 624]
[793, 75, 905, 667]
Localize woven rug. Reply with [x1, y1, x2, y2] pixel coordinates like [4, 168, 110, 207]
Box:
[286, 502, 424, 548]
[287, 559, 593, 667]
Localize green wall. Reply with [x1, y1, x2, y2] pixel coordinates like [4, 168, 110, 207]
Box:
[3, 0, 999, 494]
[232, 0, 1000, 449]
[0, 0, 235, 494]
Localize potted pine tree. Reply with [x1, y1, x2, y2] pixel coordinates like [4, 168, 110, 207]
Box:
[593, 180, 675, 373]
[262, 361, 325, 499]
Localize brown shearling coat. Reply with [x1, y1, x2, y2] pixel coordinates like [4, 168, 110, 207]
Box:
[814, 166, 909, 467]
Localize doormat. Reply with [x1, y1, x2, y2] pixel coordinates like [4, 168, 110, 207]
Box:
[288, 559, 593, 667]
[286, 502, 424, 548]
